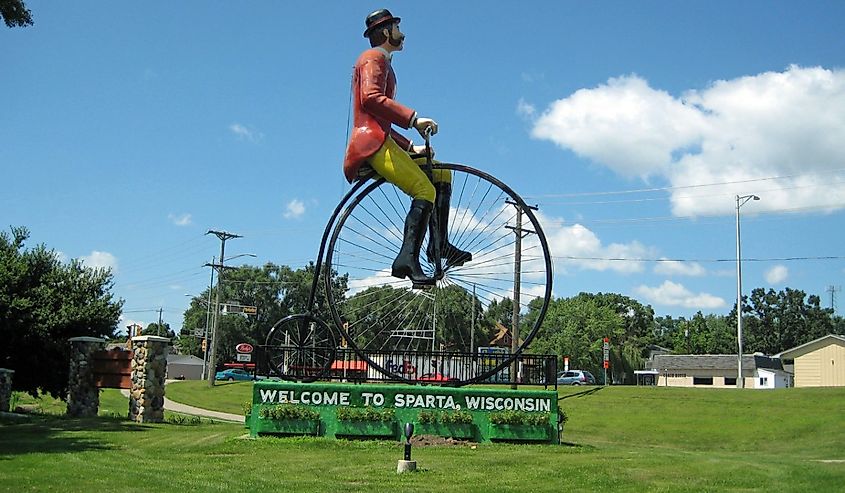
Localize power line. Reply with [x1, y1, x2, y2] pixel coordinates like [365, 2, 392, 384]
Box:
[554, 255, 845, 263]
[524, 167, 845, 199]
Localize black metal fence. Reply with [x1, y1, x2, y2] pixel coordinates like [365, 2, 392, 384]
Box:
[255, 346, 558, 388]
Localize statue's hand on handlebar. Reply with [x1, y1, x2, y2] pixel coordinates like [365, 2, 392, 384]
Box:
[413, 117, 438, 138]
[411, 144, 434, 158]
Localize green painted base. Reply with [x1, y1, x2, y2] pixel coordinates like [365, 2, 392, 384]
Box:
[488, 424, 551, 441]
[254, 418, 320, 436]
[415, 423, 476, 440]
[335, 420, 395, 438]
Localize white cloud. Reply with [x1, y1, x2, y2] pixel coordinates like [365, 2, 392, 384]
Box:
[516, 98, 536, 119]
[537, 211, 655, 274]
[530, 66, 845, 217]
[168, 212, 192, 226]
[229, 122, 264, 142]
[79, 251, 118, 273]
[654, 259, 706, 277]
[634, 280, 726, 309]
[764, 265, 789, 284]
[283, 199, 306, 219]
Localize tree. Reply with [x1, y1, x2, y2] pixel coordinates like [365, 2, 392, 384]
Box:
[142, 322, 175, 338]
[0, 227, 123, 398]
[182, 262, 347, 369]
[670, 312, 734, 354]
[734, 287, 837, 355]
[1, 0, 33, 27]
[529, 294, 623, 381]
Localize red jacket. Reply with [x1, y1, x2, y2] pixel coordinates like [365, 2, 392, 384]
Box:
[343, 48, 415, 183]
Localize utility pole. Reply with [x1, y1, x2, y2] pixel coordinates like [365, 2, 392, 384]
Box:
[157, 307, 164, 336]
[205, 229, 242, 387]
[470, 283, 476, 355]
[827, 285, 841, 312]
[506, 200, 538, 390]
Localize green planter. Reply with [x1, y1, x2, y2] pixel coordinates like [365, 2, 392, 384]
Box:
[488, 423, 550, 442]
[416, 423, 476, 440]
[255, 418, 320, 436]
[336, 420, 395, 438]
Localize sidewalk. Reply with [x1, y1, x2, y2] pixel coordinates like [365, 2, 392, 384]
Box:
[119, 386, 245, 423]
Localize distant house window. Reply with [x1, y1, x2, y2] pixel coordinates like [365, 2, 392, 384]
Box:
[759, 377, 768, 386]
[724, 377, 737, 386]
[693, 376, 713, 385]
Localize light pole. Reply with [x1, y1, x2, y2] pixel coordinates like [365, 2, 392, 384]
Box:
[735, 194, 760, 389]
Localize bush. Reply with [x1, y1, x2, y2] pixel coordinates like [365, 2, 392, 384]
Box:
[259, 404, 320, 421]
[489, 410, 549, 426]
[242, 401, 252, 417]
[335, 406, 395, 422]
[418, 409, 473, 424]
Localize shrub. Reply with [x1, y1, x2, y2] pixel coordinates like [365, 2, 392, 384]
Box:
[242, 401, 253, 417]
[489, 410, 549, 426]
[417, 409, 474, 425]
[336, 406, 395, 422]
[558, 410, 568, 425]
[259, 404, 320, 421]
[166, 414, 202, 425]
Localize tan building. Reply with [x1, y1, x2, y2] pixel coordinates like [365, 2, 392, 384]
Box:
[651, 354, 790, 389]
[775, 334, 845, 387]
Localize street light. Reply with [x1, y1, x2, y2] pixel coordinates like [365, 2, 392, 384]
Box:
[206, 252, 257, 386]
[735, 194, 760, 389]
[224, 253, 257, 262]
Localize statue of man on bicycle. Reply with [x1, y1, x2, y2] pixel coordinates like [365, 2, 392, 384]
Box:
[343, 9, 471, 287]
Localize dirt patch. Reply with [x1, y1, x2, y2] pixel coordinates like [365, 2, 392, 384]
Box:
[405, 434, 477, 447]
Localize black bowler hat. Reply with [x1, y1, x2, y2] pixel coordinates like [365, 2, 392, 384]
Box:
[363, 9, 400, 38]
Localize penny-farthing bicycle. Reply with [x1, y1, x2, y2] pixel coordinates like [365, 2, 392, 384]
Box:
[264, 134, 553, 386]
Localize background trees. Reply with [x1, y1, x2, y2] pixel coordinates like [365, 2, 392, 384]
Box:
[734, 287, 839, 355]
[0, 227, 122, 398]
[182, 262, 347, 368]
[1, 0, 32, 27]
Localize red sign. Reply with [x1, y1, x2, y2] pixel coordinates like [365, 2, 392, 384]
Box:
[235, 342, 254, 354]
[603, 361, 610, 369]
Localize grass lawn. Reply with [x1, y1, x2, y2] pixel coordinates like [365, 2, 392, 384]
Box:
[2, 385, 844, 492]
[166, 380, 252, 416]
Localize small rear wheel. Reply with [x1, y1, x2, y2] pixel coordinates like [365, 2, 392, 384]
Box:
[264, 314, 336, 382]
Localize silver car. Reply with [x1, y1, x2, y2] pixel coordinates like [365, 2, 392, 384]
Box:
[557, 370, 596, 385]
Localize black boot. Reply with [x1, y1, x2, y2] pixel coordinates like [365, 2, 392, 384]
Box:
[392, 199, 436, 286]
[427, 183, 472, 267]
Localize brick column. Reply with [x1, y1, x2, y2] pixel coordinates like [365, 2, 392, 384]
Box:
[0, 368, 14, 413]
[67, 337, 106, 417]
[129, 335, 170, 423]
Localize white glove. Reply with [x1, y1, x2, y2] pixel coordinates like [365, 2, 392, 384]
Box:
[413, 117, 438, 137]
[411, 144, 435, 158]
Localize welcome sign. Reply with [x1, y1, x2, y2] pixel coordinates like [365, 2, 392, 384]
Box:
[249, 381, 560, 443]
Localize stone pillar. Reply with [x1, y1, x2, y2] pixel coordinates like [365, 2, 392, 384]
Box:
[129, 335, 170, 423]
[0, 368, 14, 413]
[67, 337, 106, 417]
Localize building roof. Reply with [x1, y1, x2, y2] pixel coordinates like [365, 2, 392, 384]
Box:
[652, 354, 783, 372]
[774, 334, 845, 360]
[167, 354, 204, 366]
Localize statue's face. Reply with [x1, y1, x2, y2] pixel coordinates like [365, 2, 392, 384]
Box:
[386, 22, 405, 50]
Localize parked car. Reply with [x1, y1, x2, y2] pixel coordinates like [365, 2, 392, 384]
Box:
[215, 368, 257, 381]
[557, 370, 596, 385]
[416, 372, 457, 383]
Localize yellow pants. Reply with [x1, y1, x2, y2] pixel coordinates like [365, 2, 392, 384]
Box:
[367, 137, 451, 203]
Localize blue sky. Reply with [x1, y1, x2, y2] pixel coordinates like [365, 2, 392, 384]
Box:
[3, 1, 845, 334]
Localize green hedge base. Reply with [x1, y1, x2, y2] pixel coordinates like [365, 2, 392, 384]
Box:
[488, 424, 551, 441]
[253, 418, 320, 436]
[415, 423, 476, 440]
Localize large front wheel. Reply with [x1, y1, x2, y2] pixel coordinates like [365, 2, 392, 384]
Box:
[324, 164, 553, 385]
